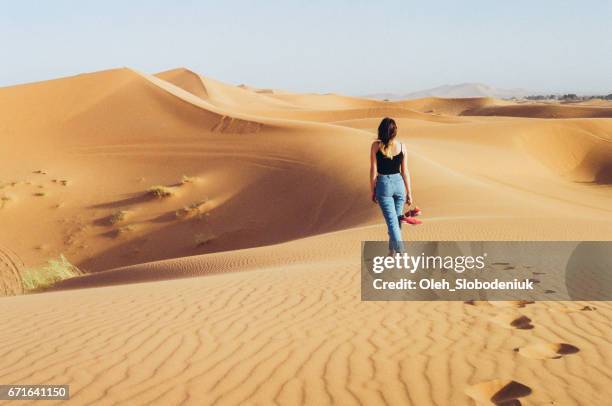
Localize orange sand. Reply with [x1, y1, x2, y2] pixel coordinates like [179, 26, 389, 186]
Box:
[1, 68, 611, 405]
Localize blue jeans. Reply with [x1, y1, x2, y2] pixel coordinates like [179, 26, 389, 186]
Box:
[375, 173, 406, 253]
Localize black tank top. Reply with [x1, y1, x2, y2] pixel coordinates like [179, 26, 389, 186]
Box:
[376, 144, 403, 175]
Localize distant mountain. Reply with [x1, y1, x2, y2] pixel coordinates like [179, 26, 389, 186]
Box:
[366, 83, 531, 100]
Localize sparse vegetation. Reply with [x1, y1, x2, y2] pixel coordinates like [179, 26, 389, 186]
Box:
[560, 93, 578, 101]
[34, 192, 46, 197]
[175, 200, 208, 219]
[147, 185, 174, 199]
[59, 180, 70, 186]
[1, 195, 12, 208]
[33, 170, 47, 175]
[108, 210, 130, 225]
[181, 175, 199, 184]
[20, 254, 81, 291]
[526, 93, 612, 101]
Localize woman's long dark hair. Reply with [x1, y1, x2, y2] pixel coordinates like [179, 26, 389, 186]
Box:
[377, 117, 397, 158]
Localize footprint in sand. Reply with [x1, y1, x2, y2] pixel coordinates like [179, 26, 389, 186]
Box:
[491, 314, 534, 330]
[510, 315, 534, 330]
[513, 342, 579, 360]
[550, 305, 597, 313]
[465, 379, 532, 405]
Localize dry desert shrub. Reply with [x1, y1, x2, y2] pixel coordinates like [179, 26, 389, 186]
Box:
[21, 254, 82, 291]
[175, 200, 208, 219]
[108, 210, 130, 225]
[0, 195, 12, 209]
[147, 185, 174, 199]
[180, 175, 200, 185]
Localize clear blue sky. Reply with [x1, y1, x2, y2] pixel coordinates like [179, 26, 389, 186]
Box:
[1, 0, 610, 94]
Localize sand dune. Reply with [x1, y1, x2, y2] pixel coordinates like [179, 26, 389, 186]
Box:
[153, 68, 462, 123]
[394, 96, 504, 116]
[392, 96, 612, 119]
[517, 119, 612, 183]
[1, 67, 612, 405]
[462, 103, 612, 119]
[4, 246, 612, 405]
[155, 68, 209, 99]
[569, 99, 612, 108]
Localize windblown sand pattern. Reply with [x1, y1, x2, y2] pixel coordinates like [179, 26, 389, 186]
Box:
[0, 245, 24, 296]
[1, 68, 611, 405]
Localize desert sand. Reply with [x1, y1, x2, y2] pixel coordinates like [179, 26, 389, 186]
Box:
[1, 67, 611, 405]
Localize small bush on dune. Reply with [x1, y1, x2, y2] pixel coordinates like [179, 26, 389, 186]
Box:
[1, 195, 12, 209]
[180, 175, 199, 185]
[108, 210, 130, 225]
[175, 200, 208, 219]
[147, 185, 174, 199]
[21, 255, 82, 291]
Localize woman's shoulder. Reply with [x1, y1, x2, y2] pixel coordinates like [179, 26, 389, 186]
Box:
[371, 140, 381, 150]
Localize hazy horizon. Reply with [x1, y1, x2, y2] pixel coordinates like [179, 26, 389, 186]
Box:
[2, 0, 611, 95]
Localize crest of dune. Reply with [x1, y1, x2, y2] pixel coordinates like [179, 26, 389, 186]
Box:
[395, 96, 504, 115]
[155, 67, 209, 99]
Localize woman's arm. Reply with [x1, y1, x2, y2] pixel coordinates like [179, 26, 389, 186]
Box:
[370, 142, 378, 202]
[400, 143, 413, 205]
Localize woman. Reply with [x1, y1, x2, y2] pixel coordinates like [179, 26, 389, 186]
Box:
[370, 117, 414, 254]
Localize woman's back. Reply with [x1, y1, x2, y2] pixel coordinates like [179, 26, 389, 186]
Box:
[375, 141, 403, 175]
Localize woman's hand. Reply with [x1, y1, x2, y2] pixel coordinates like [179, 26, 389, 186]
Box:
[371, 191, 378, 204]
[406, 196, 413, 207]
